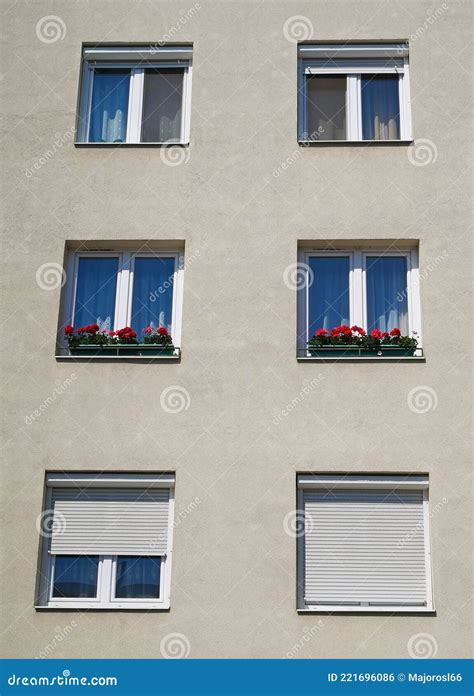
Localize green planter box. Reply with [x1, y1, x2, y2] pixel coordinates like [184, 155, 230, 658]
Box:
[379, 346, 416, 357]
[70, 344, 175, 357]
[69, 345, 118, 356]
[307, 345, 361, 357]
[307, 345, 416, 358]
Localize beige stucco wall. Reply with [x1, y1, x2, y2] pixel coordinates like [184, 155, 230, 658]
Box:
[1, 0, 472, 659]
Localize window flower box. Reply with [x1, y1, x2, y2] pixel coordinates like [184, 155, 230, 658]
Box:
[308, 345, 361, 357]
[64, 324, 175, 357]
[69, 344, 176, 357]
[307, 325, 418, 358]
[378, 346, 416, 357]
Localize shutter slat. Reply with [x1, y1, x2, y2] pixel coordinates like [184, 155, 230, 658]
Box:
[50, 488, 170, 556]
[304, 488, 427, 606]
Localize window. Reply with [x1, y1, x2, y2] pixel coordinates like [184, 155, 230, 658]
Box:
[36, 473, 175, 609]
[61, 246, 184, 348]
[77, 45, 192, 144]
[298, 43, 412, 142]
[297, 475, 434, 612]
[297, 247, 421, 352]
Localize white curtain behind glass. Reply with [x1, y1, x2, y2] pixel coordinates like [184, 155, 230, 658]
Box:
[74, 257, 119, 329]
[361, 76, 400, 140]
[366, 256, 408, 333]
[89, 70, 130, 143]
[308, 257, 350, 334]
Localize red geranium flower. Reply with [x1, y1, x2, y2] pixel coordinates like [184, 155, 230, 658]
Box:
[390, 327, 401, 337]
[64, 325, 74, 335]
[157, 327, 168, 336]
[351, 325, 366, 335]
[116, 327, 137, 339]
[315, 328, 328, 337]
[382, 331, 389, 338]
[371, 329, 383, 339]
[143, 327, 153, 334]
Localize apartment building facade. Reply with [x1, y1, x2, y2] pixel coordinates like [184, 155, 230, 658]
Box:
[1, 0, 472, 659]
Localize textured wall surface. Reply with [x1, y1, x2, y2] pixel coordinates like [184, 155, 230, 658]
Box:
[1, 0, 471, 659]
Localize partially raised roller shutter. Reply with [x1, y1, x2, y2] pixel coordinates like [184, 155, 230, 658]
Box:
[50, 487, 170, 556]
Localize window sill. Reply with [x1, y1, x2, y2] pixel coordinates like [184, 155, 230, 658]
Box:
[298, 607, 435, 615]
[55, 354, 181, 363]
[298, 139, 413, 147]
[74, 142, 189, 148]
[35, 603, 170, 611]
[298, 355, 425, 363]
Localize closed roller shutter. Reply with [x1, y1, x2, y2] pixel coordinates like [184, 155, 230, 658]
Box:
[50, 487, 170, 556]
[303, 488, 427, 606]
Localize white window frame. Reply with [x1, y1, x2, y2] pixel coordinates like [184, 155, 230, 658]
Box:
[77, 45, 193, 144]
[297, 43, 412, 142]
[296, 247, 421, 353]
[297, 474, 434, 613]
[36, 473, 175, 610]
[61, 248, 185, 349]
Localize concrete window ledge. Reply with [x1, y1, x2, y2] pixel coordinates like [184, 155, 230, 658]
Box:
[55, 355, 181, 363]
[297, 356, 426, 363]
[35, 605, 170, 612]
[298, 140, 414, 147]
[297, 608, 436, 615]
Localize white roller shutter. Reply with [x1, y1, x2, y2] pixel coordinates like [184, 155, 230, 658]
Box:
[303, 488, 428, 606]
[50, 487, 170, 556]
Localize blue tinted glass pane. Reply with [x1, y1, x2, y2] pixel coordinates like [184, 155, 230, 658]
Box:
[53, 556, 99, 598]
[366, 256, 408, 333]
[362, 76, 400, 140]
[115, 556, 161, 599]
[130, 257, 175, 336]
[74, 257, 119, 331]
[89, 69, 130, 143]
[308, 257, 350, 334]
